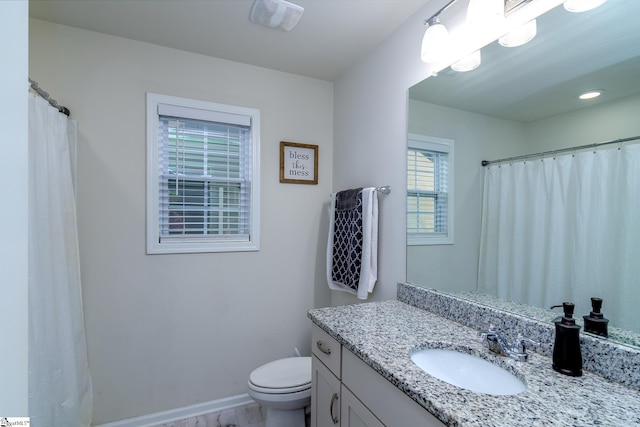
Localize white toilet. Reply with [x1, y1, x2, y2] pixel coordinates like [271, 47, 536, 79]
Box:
[248, 357, 312, 427]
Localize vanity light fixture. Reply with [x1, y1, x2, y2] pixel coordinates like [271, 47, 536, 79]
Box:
[249, 0, 304, 31]
[451, 49, 482, 72]
[577, 89, 605, 100]
[421, 0, 506, 66]
[564, 0, 607, 13]
[499, 19, 537, 47]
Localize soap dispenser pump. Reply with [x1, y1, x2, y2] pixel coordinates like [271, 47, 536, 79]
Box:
[583, 297, 609, 337]
[550, 302, 582, 377]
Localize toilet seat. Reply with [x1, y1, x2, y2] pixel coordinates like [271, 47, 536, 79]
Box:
[249, 357, 311, 394]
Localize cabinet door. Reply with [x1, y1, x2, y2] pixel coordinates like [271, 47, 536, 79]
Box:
[341, 385, 385, 427]
[312, 355, 341, 427]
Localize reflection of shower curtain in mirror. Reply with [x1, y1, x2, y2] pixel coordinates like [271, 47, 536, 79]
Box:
[478, 144, 640, 332]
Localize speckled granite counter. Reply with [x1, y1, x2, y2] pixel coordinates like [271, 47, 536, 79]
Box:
[398, 283, 640, 389]
[308, 300, 640, 426]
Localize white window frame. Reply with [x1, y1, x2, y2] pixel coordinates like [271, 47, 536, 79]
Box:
[407, 134, 454, 246]
[146, 93, 260, 254]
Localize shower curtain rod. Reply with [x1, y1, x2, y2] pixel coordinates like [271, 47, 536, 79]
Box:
[481, 135, 640, 166]
[29, 78, 71, 117]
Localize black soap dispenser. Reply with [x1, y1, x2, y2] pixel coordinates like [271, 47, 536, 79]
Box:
[583, 297, 609, 337]
[550, 302, 583, 377]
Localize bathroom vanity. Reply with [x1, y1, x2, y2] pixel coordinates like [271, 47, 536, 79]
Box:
[308, 284, 640, 426]
[311, 324, 443, 427]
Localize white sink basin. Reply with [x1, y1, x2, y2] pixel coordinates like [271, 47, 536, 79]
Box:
[410, 348, 527, 396]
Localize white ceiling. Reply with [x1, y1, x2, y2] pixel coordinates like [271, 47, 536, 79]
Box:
[29, 0, 431, 82]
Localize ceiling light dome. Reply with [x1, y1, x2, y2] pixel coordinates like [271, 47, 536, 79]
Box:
[564, 0, 607, 13]
[250, 0, 304, 31]
[421, 17, 451, 63]
[499, 19, 537, 47]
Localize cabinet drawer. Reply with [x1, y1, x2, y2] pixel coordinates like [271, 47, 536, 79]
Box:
[312, 324, 342, 379]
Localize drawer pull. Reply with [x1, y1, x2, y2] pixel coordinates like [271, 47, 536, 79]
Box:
[316, 340, 332, 355]
[330, 392, 339, 424]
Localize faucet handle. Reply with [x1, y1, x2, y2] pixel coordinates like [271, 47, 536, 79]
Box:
[478, 323, 497, 346]
[510, 334, 538, 361]
[514, 333, 538, 352]
[478, 323, 497, 335]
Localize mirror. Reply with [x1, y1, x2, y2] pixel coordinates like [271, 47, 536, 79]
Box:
[407, 1, 640, 348]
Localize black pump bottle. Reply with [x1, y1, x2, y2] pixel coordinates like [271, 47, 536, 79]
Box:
[550, 302, 583, 377]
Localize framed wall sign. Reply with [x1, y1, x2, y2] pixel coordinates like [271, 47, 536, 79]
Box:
[280, 141, 318, 185]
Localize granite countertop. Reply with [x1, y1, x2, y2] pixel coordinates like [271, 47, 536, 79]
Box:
[308, 300, 640, 427]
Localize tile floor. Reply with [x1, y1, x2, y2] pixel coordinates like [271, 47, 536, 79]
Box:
[155, 402, 266, 427]
[152, 401, 311, 427]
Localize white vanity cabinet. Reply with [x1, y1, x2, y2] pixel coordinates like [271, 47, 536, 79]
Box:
[311, 324, 445, 427]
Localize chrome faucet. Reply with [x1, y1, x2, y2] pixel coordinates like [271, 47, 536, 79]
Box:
[478, 325, 537, 362]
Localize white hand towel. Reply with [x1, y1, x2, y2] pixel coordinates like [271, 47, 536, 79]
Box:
[358, 187, 378, 299]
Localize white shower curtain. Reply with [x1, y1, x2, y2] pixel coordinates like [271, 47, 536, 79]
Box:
[28, 93, 92, 426]
[478, 144, 640, 332]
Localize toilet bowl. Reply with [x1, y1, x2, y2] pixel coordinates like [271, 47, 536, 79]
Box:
[248, 357, 311, 427]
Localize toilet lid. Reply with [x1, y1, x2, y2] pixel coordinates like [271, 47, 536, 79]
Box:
[249, 357, 311, 391]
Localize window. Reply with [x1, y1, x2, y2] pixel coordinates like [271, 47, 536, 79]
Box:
[407, 134, 454, 245]
[146, 93, 260, 254]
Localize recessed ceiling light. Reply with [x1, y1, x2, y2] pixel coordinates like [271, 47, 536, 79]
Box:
[577, 90, 605, 100]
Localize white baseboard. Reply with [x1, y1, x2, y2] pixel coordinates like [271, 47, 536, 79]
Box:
[94, 393, 255, 427]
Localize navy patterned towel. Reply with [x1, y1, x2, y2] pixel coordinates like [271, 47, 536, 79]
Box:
[326, 187, 378, 299]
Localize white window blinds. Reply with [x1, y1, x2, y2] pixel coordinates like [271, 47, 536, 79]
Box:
[407, 135, 454, 245]
[147, 93, 260, 254]
[158, 114, 251, 240]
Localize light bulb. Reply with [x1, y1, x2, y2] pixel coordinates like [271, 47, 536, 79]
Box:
[451, 50, 481, 72]
[499, 19, 537, 47]
[466, 0, 504, 31]
[564, 0, 607, 13]
[421, 18, 451, 63]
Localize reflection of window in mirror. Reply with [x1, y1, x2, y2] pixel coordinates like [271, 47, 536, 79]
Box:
[407, 134, 454, 245]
